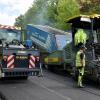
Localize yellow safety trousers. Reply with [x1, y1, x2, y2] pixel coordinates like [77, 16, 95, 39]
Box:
[78, 67, 84, 86]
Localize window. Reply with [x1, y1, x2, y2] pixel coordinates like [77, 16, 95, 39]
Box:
[55, 34, 71, 50]
[0, 29, 21, 42]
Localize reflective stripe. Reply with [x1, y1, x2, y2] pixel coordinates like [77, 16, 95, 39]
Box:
[7, 55, 14, 61]
[7, 55, 14, 69]
[30, 56, 35, 62]
[0, 25, 21, 30]
[29, 55, 35, 68]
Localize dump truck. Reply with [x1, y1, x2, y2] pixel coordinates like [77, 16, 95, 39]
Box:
[44, 33, 71, 70]
[64, 14, 100, 82]
[26, 24, 71, 69]
[26, 24, 58, 53]
[0, 25, 40, 79]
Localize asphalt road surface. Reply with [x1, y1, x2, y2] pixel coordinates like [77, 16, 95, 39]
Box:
[0, 69, 100, 100]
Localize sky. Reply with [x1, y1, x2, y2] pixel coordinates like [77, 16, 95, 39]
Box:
[0, 0, 34, 25]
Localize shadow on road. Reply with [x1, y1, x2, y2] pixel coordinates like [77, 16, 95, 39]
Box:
[0, 77, 28, 84]
[0, 92, 8, 100]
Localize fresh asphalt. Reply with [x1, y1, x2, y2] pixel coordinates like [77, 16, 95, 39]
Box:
[0, 69, 100, 100]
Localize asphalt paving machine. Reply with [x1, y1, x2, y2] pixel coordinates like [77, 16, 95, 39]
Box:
[64, 14, 100, 82]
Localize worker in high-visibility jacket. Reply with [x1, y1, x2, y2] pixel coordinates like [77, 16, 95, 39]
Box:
[76, 45, 87, 87]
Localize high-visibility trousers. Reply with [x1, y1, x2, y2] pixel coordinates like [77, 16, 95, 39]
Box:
[77, 67, 84, 86]
[78, 67, 84, 76]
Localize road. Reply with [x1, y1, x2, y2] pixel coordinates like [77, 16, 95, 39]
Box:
[0, 69, 100, 100]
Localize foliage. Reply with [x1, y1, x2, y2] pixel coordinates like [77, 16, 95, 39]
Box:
[78, 0, 100, 14]
[55, 0, 80, 30]
[14, 0, 100, 31]
[14, 0, 80, 30]
[14, 15, 24, 28]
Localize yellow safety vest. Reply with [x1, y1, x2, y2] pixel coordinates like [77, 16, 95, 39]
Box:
[76, 51, 85, 68]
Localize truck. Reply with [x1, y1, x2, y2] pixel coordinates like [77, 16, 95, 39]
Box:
[26, 24, 58, 53]
[26, 24, 71, 69]
[44, 34, 71, 71]
[64, 14, 100, 82]
[0, 25, 40, 79]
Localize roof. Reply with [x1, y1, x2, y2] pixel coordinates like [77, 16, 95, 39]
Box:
[67, 14, 100, 29]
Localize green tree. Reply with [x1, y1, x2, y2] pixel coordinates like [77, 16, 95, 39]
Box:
[23, 0, 48, 25]
[15, 0, 58, 27]
[78, 0, 100, 14]
[56, 0, 80, 30]
[15, 0, 80, 30]
[43, 0, 58, 26]
[14, 15, 24, 28]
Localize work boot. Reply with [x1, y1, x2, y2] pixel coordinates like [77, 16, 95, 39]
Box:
[79, 85, 84, 88]
[78, 82, 85, 88]
[77, 84, 85, 88]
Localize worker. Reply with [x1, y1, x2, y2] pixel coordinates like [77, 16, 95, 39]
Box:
[76, 45, 87, 88]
